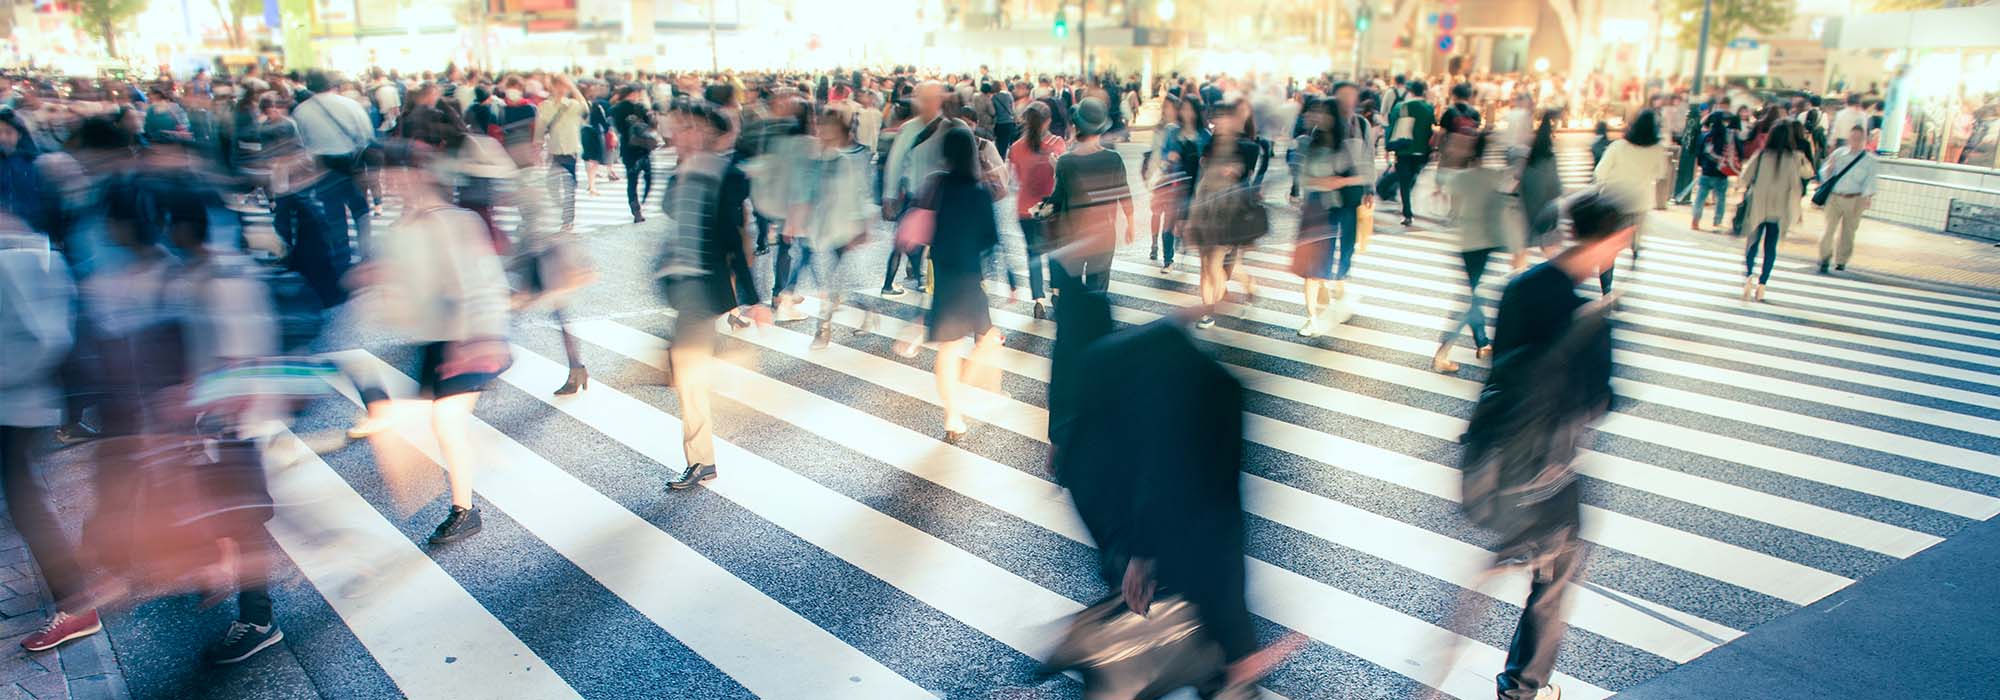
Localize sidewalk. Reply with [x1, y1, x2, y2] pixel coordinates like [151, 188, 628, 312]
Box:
[0, 474, 128, 700]
[1651, 198, 2000, 294]
[1615, 512, 2000, 699]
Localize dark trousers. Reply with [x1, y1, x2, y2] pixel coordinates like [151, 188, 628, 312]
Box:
[1018, 218, 1054, 300]
[622, 151, 654, 216]
[278, 192, 351, 307]
[1050, 255, 1110, 294]
[1329, 201, 1361, 281]
[1497, 541, 1584, 700]
[993, 122, 1020, 160]
[314, 169, 370, 260]
[547, 154, 578, 229]
[1, 427, 85, 605]
[1392, 153, 1430, 221]
[1440, 247, 1496, 349]
[769, 224, 802, 299]
[1745, 221, 1781, 285]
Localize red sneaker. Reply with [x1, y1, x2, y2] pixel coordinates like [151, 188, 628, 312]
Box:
[21, 610, 102, 652]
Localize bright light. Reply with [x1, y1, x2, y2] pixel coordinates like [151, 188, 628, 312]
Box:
[1157, 0, 1175, 22]
[1533, 57, 1550, 73]
[1599, 18, 1647, 43]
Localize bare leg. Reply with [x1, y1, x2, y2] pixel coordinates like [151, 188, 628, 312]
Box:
[430, 393, 482, 509]
[935, 338, 968, 433]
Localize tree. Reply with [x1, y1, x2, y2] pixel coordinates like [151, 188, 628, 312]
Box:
[72, 0, 147, 59]
[1671, 0, 1794, 81]
[210, 0, 263, 48]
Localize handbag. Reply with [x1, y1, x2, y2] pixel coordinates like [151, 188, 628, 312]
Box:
[894, 207, 935, 252]
[1289, 232, 1331, 279]
[1043, 595, 1228, 700]
[1356, 200, 1375, 253]
[1812, 151, 1867, 208]
[1387, 104, 1415, 151]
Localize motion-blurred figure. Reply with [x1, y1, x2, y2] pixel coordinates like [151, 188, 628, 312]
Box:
[1459, 188, 1632, 700]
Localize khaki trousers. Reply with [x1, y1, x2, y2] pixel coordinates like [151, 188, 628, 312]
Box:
[1819, 194, 1867, 266]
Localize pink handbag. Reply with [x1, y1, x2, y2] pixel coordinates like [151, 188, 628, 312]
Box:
[895, 207, 936, 252]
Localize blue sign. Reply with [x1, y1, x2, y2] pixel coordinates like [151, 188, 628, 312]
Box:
[1426, 12, 1437, 24]
[1728, 38, 1760, 49]
[1440, 13, 1456, 31]
[1438, 34, 1454, 51]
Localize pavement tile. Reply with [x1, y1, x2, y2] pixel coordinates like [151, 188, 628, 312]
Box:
[15, 670, 64, 700]
[0, 599, 37, 620]
[0, 655, 42, 686]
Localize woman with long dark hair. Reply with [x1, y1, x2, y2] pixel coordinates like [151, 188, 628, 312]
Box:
[1008, 102, 1066, 319]
[1516, 109, 1565, 269]
[1156, 96, 1208, 274]
[1183, 100, 1265, 330]
[909, 126, 1003, 442]
[1589, 108, 1667, 291]
[1739, 120, 1814, 302]
[1292, 83, 1372, 337]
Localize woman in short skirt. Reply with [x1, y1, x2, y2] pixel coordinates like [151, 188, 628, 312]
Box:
[909, 126, 1002, 443]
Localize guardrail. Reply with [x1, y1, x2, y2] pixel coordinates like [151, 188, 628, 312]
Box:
[1870, 174, 2000, 239]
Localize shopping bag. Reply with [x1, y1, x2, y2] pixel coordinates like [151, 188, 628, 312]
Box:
[1356, 200, 1376, 253]
[1043, 594, 1227, 700]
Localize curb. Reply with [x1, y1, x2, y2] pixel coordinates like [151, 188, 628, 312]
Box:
[58, 631, 130, 700]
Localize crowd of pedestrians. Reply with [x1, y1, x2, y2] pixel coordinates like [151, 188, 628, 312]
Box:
[0, 60, 1899, 700]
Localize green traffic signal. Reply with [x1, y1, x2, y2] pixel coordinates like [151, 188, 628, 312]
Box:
[1054, 9, 1068, 38]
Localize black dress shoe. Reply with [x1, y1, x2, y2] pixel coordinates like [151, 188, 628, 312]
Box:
[1817, 261, 1830, 274]
[942, 430, 966, 444]
[1032, 300, 1047, 320]
[669, 464, 718, 490]
[428, 506, 482, 545]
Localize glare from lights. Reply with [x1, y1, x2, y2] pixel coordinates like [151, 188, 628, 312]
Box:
[1533, 57, 1550, 73]
[1157, 0, 1175, 22]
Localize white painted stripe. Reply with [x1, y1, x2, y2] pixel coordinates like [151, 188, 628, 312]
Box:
[325, 350, 938, 700]
[1640, 235, 2000, 312]
[573, 318, 1617, 697]
[1100, 264, 2000, 520]
[1320, 240, 2000, 367]
[1204, 252, 2000, 441]
[875, 289, 1956, 557]
[1389, 227, 2000, 322]
[644, 302, 1841, 609]
[260, 428, 583, 700]
[494, 345, 1091, 667]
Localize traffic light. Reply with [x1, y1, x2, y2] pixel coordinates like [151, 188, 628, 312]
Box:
[1054, 8, 1068, 38]
[1356, 6, 1371, 32]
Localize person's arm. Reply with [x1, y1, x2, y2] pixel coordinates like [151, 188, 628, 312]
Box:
[1819, 148, 1841, 181]
[532, 101, 553, 147]
[1857, 154, 1878, 199]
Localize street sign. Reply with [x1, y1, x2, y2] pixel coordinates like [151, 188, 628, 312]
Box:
[1728, 38, 1759, 49]
[1440, 13, 1456, 31]
[1438, 34, 1454, 51]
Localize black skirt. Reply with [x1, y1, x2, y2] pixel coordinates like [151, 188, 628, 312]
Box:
[926, 269, 993, 343]
[580, 125, 608, 164]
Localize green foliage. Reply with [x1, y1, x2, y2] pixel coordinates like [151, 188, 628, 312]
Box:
[211, 0, 264, 47]
[1670, 0, 1795, 51]
[72, 0, 147, 57]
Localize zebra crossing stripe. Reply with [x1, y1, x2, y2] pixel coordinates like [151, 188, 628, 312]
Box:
[258, 426, 583, 700]
[1169, 254, 2000, 477]
[866, 287, 1948, 559]
[492, 344, 1094, 665]
[1357, 235, 2000, 343]
[324, 350, 939, 700]
[1098, 264, 2000, 521]
[834, 289, 1854, 607]
[1641, 235, 2000, 312]
[1241, 242, 2000, 374]
[565, 318, 1615, 698]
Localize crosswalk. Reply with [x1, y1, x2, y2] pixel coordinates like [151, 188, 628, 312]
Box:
[188, 152, 2000, 700]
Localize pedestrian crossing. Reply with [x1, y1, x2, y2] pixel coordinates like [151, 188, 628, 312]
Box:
[194, 165, 2000, 700]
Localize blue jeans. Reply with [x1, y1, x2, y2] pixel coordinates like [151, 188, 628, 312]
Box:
[1691, 175, 1729, 226]
[1330, 200, 1360, 281]
[1438, 248, 1496, 350]
[1017, 218, 1054, 300]
[315, 169, 369, 260]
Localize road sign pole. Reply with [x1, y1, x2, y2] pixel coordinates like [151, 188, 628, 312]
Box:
[1672, 0, 1713, 204]
[1079, 0, 1089, 79]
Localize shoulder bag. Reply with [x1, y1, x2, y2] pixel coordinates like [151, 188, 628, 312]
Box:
[1811, 151, 1867, 208]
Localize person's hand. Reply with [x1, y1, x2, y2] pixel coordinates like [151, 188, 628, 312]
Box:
[1362, 193, 1375, 208]
[1121, 558, 1155, 617]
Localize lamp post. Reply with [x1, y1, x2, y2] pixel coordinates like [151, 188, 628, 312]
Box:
[708, 0, 719, 73]
[1079, 0, 1089, 79]
[1671, 0, 1712, 204]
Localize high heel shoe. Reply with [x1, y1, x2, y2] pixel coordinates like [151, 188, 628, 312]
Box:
[554, 366, 589, 396]
[1741, 277, 1755, 301]
[1475, 345, 1494, 360]
[1032, 299, 1047, 320]
[1754, 284, 1766, 302]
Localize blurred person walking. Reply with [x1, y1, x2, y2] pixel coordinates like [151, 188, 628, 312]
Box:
[1589, 110, 1667, 292]
[581, 81, 618, 197]
[1816, 125, 1878, 274]
[791, 108, 875, 349]
[1045, 98, 1135, 298]
[348, 147, 512, 545]
[895, 126, 1003, 443]
[1738, 121, 1815, 302]
[293, 71, 376, 258]
[1007, 102, 1065, 319]
[1291, 83, 1373, 338]
[1383, 81, 1434, 226]
[1152, 97, 1208, 275]
[1183, 101, 1267, 330]
[659, 102, 766, 491]
[1516, 111, 1565, 267]
[0, 220, 101, 653]
[533, 76, 587, 234]
[1432, 131, 1506, 373]
[610, 85, 657, 223]
[1460, 189, 1632, 700]
[880, 81, 951, 296]
[1689, 113, 1735, 233]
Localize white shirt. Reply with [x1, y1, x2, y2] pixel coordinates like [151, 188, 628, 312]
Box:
[292, 91, 375, 156]
[1831, 107, 1868, 143]
[1820, 146, 1878, 197]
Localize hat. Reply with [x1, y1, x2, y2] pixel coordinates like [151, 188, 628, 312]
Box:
[1072, 97, 1110, 136]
